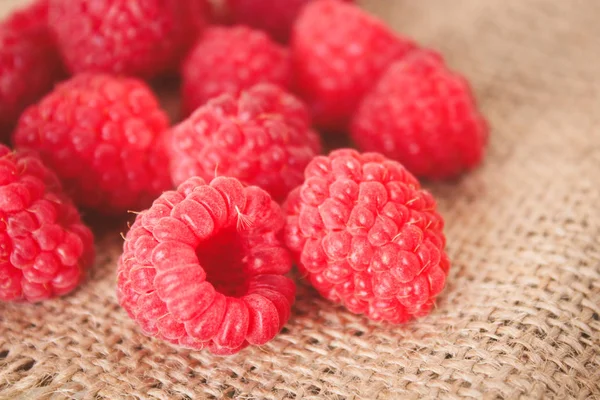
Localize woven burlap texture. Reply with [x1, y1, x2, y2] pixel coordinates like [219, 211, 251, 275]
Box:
[1, 0, 599, 398]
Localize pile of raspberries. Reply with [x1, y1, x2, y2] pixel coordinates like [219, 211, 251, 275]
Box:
[1, 0, 488, 355]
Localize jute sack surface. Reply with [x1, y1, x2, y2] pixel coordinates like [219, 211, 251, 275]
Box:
[1, 0, 599, 399]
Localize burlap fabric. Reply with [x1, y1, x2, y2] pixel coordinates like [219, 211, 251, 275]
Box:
[1, 0, 599, 398]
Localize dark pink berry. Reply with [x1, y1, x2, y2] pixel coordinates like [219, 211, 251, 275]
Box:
[284, 149, 450, 323]
[169, 84, 321, 202]
[13, 74, 172, 214]
[291, 0, 416, 132]
[182, 25, 292, 115]
[351, 50, 489, 179]
[0, 144, 95, 303]
[0, 0, 65, 136]
[48, 0, 208, 78]
[224, 0, 353, 43]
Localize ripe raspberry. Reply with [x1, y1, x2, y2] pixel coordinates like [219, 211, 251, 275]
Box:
[291, 0, 416, 132]
[284, 149, 450, 323]
[224, 0, 352, 43]
[182, 25, 292, 116]
[0, 145, 95, 303]
[117, 176, 296, 355]
[170, 84, 321, 202]
[48, 0, 208, 78]
[0, 0, 64, 136]
[13, 74, 172, 214]
[351, 50, 489, 180]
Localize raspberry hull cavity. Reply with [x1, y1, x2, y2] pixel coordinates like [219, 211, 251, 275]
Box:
[117, 176, 296, 354]
[284, 149, 450, 323]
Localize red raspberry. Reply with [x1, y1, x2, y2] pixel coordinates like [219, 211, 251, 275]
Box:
[182, 25, 292, 116]
[284, 149, 450, 323]
[291, 0, 416, 132]
[351, 50, 489, 180]
[13, 74, 172, 214]
[0, 145, 95, 303]
[117, 176, 296, 355]
[170, 84, 322, 202]
[0, 0, 64, 136]
[48, 0, 208, 78]
[224, 0, 352, 43]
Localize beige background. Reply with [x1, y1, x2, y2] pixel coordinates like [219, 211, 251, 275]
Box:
[1, 0, 599, 399]
[0, 0, 21, 19]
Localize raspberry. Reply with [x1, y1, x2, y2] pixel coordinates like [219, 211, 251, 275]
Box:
[182, 25, 292, 116]
[224, 0, 352, 43]
[0, 0, 64, 136]
[291, 0, 416, 132]
[351, 50, 489, 180]
[117, 176, 296, 355]
[48, 0, 208, 78]
[0, 145, 95, 303]
[170, 84, 321, 202]
[284, 149, 450, 323]
[13, 74, 172, 214]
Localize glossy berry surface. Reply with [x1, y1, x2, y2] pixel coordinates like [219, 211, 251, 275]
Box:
[13, 74, 172, 214]
[291, 0, 416, 132]
[351, 50, 489, 179]
[0, 145, 95, 302]
[0, 0, 64, 136]
[117, 176, 296, 355]
[182, 25, 292, 116]
[170, 84, 321, 202]
[284, 149, 450, 323]
[48, 0, 208, 78]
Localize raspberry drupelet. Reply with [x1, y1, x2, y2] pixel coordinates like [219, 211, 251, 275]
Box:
[13, 74, 172, 215]
[169, 84, 321, 202]
[291, 0, 416, 132]
[0, 0, 64, 136]
[351, 50, 489, 180]
[284, 149, 450, 323]
[117, 176, 296, 355]
[182, 25, 292, 116]
[48, 0, 208, 78]
[0, 145, 95, 303]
